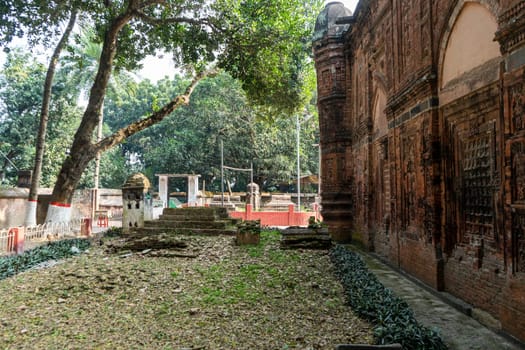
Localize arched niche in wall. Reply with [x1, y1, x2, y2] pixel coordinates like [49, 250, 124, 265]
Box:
[439, 1, 501, 103]
[372, 86, 388, 141]
[370, 85, 390, 238]
[438, 0, 503, 254]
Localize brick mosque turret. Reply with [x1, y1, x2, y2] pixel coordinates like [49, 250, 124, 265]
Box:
[313, 1, 353, 242]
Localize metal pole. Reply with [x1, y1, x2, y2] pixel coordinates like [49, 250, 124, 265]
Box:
[221, 140, 224, 207]
[296, 115, 301, 212]
[250, 162, 254, 207]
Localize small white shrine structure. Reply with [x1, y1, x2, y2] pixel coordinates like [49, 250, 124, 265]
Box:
[156, 174, 201, 208]
[122, 173, 152, 233]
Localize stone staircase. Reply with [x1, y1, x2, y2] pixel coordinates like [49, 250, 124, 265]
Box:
[138, 207, 240, 236]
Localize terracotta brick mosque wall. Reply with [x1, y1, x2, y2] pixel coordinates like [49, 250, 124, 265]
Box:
[313, 0, 525, 342]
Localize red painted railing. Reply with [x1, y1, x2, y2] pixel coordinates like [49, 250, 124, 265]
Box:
[229, 204, 322, 227]
[0, 227, 24, 254]
[1, 218, 89, 256]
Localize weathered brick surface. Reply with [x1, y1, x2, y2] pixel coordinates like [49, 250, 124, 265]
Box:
[399, 238, 443, 290]
[313, 0, 525, 342]
[501, 277, 525, 337]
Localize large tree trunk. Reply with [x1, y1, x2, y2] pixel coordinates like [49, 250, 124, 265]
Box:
[24, 10, 77, 226]
[46, 7, 133, 223]
[46, 70, 215, 222]
[45, 0, 218, 223]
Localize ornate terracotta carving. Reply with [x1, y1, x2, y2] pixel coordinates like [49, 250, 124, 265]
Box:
[510, 82, 525, 133]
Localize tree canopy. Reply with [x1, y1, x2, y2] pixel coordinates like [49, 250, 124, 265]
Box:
[0, 50, 82, 186]
[2, 0, 320, 112]
[102, 72, 319, 193]
[0, 0, 323, 220]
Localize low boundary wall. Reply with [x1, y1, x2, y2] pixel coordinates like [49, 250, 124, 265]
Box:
[229, 204, 322, 227]
[0, 218, 89, 256]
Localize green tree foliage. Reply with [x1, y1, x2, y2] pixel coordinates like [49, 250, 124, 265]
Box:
[102, 72, 319, 192]
[213, 0, 320, 113]
[0, 50, 82, 186]
[0, 0, 73, 49]
[1, 0, 323, 212]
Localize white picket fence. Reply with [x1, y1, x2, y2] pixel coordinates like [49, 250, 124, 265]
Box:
[0, 218, 86, 255]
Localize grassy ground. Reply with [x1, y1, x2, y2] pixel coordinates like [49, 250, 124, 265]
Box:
[0, 231, 373, 350]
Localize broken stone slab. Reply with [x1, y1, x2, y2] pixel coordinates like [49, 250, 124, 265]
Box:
[283, 226, 329, 235]
[105, 233, 189, 252]
[280, 226, 332, 249]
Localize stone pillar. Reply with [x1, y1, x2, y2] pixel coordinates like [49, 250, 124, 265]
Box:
[246, 182, 260, 210]
[187, 175, 200, 206]
[158, 175, 168, 208]
[144, 192, 153, 221]
[313, 2, 353, 243]
[122, 173, 151, 234]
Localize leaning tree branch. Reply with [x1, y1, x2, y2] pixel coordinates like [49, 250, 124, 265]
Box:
[94, 68, 220, 154]
[134, 11, 213, 28]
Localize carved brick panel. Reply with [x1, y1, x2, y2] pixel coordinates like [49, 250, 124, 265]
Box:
[399, 0, 414, 74]
[510, 82, 525, 133]
[420, 117, 434, 243]
[496, 1, 525, 54]
[401, 131, 417, 230]
[319, 61, 346, 96]
[511, 141, 525, 203]
[353, 149, 368, 226]
[419, 1, 431, 60]
[372, 138, 391, 233]
[321, 69, 333, 93]
[512, 209, 525, 273]
[511, 140, 525, 273]
[458, 121, 496, 244]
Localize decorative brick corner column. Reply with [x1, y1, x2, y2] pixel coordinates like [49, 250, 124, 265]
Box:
[313, 2, 354, 243]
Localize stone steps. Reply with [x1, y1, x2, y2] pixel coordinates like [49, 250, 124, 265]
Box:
[157, 214, 230, 222]
[145, 219, 235, 229]
[137, 207, 239, 236]
[132, 226, 237, 236]
[162, 207, 230, 218]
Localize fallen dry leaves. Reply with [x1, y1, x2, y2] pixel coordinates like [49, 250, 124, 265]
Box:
[0, 231, 373, 349]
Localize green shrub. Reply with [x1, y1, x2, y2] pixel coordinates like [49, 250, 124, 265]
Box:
[0, 238, 91, 280]
[104, 226, 123, 237]
[330, 245, 447, 350]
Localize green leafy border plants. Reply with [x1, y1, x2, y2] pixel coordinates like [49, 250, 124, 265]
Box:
[0, 238, 91, 281]
[330, 245, 447, 350]
[104, 226, 123, 237]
